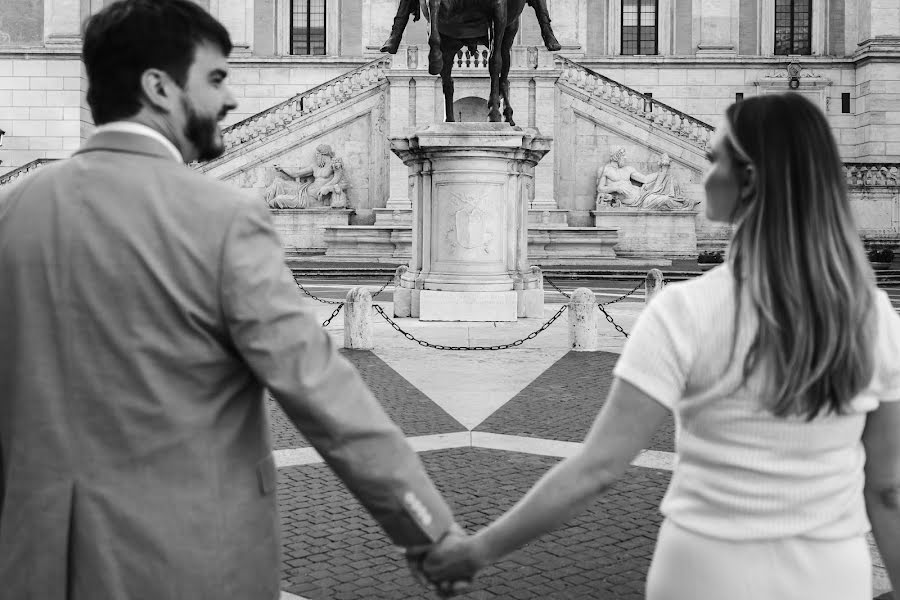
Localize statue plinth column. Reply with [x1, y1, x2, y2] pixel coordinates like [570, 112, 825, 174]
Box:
[391, 123, 551, 321]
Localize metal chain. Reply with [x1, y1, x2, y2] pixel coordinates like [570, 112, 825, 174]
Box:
[544, 276, 571, 299]
[296, 276, 393, 305]
[544, 276, 632, 338]
[296, 281, 344, 304]
[598, 279, 644, 306]
[370, 277, 393, 299]
[598, 303, 629, 338]
[372, 304, 568, 350]
[544, 276, 643, 306]
[321, 304, 344, 328]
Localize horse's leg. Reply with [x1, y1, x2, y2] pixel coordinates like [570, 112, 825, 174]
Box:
[499, 20, 519, 125]
[441, 39, 463, 122]
[427, 0, 443, 75]
[380, 0, 418, 54]
[487, 3, 507, 122]
[526, 0, 561, 51]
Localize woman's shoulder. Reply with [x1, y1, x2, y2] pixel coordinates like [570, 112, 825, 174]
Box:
[652, 264, 734, 311]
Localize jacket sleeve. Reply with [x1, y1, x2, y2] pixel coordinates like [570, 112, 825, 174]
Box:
[219, 198, 455, 547]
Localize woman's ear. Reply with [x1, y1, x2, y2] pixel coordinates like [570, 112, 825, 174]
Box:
[739, 164, 756, 201]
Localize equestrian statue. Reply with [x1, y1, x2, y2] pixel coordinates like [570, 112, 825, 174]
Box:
[380, 0, 562, 126]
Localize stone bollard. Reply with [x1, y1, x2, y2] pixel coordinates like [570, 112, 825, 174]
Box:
[517, 265, 544, 318]
[645, 269, 664, 304]
[344, 287, 373, 349]
[393, 265, 411, 317]
[568, 287, 599, 351]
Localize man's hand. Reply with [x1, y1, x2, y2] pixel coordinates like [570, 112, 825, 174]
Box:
[405, 525, 473, 597]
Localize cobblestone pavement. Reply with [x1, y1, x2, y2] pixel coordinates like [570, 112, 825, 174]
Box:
[273, 339, 893, 599]
[280, 448, 670, 600]
[268, 349, 466, 450]
[475, 352, 676, 453]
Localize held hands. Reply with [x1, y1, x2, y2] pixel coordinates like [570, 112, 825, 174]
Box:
[406, 524, 487, 597]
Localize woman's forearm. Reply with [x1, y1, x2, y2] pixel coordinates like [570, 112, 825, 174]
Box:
[474, 452, 617, 565]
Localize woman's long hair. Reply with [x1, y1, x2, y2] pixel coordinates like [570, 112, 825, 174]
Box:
[724, 93, 876, 420]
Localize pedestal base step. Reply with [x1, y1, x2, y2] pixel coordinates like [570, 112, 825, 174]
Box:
[419, 290, 518, 322]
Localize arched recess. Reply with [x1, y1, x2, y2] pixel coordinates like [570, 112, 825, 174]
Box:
[453, 96, 489, 122]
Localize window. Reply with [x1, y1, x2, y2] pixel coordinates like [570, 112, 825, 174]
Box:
[621, 0, 658, 55]
[291, 0, 326, 55]
[774, 0, 811, 55]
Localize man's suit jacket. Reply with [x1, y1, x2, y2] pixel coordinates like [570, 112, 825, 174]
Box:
[0, 131, 454, 600]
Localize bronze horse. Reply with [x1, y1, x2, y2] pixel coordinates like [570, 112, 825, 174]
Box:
[423, 0, 556, 126]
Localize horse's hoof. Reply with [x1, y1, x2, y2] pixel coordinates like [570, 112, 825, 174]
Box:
[543, 34, 562, 52]
[507, 117, 516, 127]
[488, 112, 502, 122]
[428, 61, 443, 75]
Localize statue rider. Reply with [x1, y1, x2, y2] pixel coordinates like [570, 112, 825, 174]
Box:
[380, 0, 562, 54]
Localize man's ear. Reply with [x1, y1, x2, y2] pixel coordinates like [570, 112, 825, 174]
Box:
[138, 68, 177, 113]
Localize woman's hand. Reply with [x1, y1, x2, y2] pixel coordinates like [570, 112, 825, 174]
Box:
[422, 532, 488, 586]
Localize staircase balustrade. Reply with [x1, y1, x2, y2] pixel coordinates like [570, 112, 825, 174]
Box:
[0, 158, 57, 188]
[219, 57, 390, 152]
[555, 55, 713, 150]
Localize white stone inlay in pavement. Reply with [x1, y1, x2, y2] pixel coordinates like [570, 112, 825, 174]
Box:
[407, 432, 472, 452]
[374, 345, 570, 430]
[280, 591, 309, 600]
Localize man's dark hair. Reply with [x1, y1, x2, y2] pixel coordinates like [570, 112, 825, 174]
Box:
[82, 0, 232, 125]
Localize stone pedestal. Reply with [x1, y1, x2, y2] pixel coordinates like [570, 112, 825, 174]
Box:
[592, 209, 698, 259]
[392, 123, 551, 321]
[270, 208, 352, 254]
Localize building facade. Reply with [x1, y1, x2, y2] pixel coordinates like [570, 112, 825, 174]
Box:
[1, 0, 898, 259]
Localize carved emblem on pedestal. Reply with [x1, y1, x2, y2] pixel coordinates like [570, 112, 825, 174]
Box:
[445, 191, 494, 254]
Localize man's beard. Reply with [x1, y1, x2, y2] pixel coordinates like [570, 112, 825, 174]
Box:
[182, 97, 225, 162]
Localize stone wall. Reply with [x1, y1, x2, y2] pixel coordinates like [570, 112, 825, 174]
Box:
[0, 57, 86, 172]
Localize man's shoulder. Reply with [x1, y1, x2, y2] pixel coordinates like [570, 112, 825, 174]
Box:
[168, 166, 258, 208]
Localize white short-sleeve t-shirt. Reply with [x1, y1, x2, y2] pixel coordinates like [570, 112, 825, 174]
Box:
[613, 264, 900, 541]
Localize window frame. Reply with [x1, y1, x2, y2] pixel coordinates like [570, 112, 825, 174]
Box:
[620, 0, 659, 56]
[773, 0, 812, 56]
[760, 0, 824, 57]
[276, 0, 339, 56]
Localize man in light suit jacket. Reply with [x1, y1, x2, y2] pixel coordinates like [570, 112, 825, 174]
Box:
[0, 1, 464, 597]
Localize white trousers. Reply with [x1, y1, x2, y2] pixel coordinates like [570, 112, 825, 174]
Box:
[646, 519, 872, 600]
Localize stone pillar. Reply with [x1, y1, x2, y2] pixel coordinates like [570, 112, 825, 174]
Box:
[517, 266, 544, 318]
[210, 0, 254, 55]
[393, 265, 412, 317]
[568, 288, 598, 351]
[645, 269, 664, 304]
[694, 0, 739, 55]
[44, 0, 82, 45]
[392, 123, 551, 321]
[531, 72, 557, 210]
[853, 0, 900, 161]
[344, 287, 374, 349]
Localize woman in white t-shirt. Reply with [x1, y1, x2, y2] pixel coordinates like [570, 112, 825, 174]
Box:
[418, 93, 900, 599]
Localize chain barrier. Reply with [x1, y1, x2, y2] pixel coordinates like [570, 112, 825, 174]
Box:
[544, 276, 639, 338]
[598, 304, 629, 338]
[321, 304, 343, 328]
[296, 276, 394, 305]
[372, 304, 568, 350]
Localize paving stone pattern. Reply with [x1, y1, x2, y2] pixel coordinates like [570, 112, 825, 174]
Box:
[279, 447, 670, 599]
[476, 352, 676, 453]
[267, 349, 464, 450]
